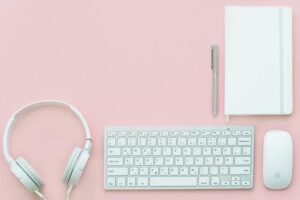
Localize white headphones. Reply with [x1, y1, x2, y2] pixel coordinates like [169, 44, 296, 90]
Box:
[3, 100, 92, 200]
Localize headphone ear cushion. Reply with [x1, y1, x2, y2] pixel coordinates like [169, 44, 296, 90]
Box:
[63, 147, 90, 186]
[63, 147, 82, 184]
[68, 150, 90, 186]
[16, 157, 44, 190]
[10, 158, 43, 192]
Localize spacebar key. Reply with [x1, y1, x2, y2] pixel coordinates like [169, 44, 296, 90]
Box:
[150, 177, 197, 187]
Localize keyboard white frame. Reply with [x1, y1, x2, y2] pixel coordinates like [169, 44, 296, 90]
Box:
[104, 126, 255, 190]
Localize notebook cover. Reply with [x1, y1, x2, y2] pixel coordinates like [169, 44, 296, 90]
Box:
[225, 6, 293, 116]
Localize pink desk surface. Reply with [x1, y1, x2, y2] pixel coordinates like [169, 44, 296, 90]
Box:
[0, 0, 299, 199]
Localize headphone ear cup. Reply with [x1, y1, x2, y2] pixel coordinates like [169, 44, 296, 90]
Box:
[10, 158, 44, 192]
[68, 150, 90, 186]
[63, 147, 81, 184]
[63, 148, 90, 186]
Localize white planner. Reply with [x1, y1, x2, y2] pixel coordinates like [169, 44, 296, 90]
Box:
[225, 6, 293, 116]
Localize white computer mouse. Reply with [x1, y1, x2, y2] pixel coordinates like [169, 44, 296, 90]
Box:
[263, 130, 293, 189]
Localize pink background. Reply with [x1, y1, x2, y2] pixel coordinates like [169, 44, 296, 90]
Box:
[0, 0, 299, 199]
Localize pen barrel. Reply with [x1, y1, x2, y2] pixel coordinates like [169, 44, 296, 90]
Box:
[211, 45, 219, 116]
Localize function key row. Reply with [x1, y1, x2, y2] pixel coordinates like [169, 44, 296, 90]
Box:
[107, 130, 252, 137]
[107, 137, 252, 146]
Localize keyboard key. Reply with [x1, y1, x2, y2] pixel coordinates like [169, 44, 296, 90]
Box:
[178, 138, 187, 145]
[235, 157, 251, 165]
[138, 177, 148, 187]
[228, 138, 236, 145]
[170, 167, 179, 175]
[150, 177, 197, 187]
[209, 167, 218, 175]
[220, 167, 229, 175]
[125, 158, 133, 165]
[163, 148, 172, 155]
[222, 147, 231, 155]
[212, 131, 220, 136]
[230, 167, 251, 175]
[155, 157, 163, 165]
[222, 130, 231, 136]
[199, 177, 210, 186]
[160, 167, 169, 175]
[243, 147, 251, 155]
[107, 138, 116, 146]
[195, 157, 204, 165]
[175, 157, 184, 165]
[198, 138, 206, 145]
[243, 130, 252, 136]
[129, 167, 138, 176]
[205, 157, 214, 165]
[232, 181, 240, 186]
[107, 148, 121, 155]
[232, 131, 241, 136]
[232, 176, 240, 181]
[148, 138, 157, 145]
[203, 148, 211, 155]
[225, 157, 234, 165]
[127, 177, 136, 187]
[165, 157, 174, 165]
[150, 167, 159, 175]
[173, 148, 181, 155]
[118, 138, 126, 146]
[238, 138, 251, 145]
[122, 148, 130, 156]
[140, 167, 149, 175]
[211, 177, 220, 186]
[208, 138, 217, 145]
[188, 138, 197, 145]
[200, 167, 209, 175]
[107, 158, 123, 166]
[117, 177, 126, 187]
[158, 138, 167, 145]
[221, 181, 230, 186]
[213, 147, 221, 155]
[145, 157, 154, 165]
[153, 148, 162, 155]
[138, 138, 147, 145]
[180, 167, 188, 175]
[107, 131, 116, 136]
[190, 167, 198, 175]
[185, 157, 194, 165]
[107, 177, 115, 187]
[134, 158, 143, 165]
[218, 138, 226, 145]
[192, 148, 201, 155]
[183, 148, 192, 155]
[202, 131, 210, 136]
[168, 138, 176, 146]
[233, 147, 241, 155]
[107, 168, 128, 176]
[242, 181, 251, 186]
[128, 138, 136, 146]
[143, 148, 151, 155]
[215, 157, 223, 165]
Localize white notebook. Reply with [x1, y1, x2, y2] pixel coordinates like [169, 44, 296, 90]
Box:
[225, 6, 293, 116]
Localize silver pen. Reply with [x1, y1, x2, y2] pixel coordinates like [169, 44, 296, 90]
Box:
[211, 45, 219, 116]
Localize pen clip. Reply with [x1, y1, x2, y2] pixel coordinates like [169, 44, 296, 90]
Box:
[211, 46, 214, 70]
[211, 45, 218, 70]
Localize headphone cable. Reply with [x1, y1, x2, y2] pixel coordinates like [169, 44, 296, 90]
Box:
[34, 190, 47, 200]
[66, 185, 74, 200]
[34, 185, 73, 200]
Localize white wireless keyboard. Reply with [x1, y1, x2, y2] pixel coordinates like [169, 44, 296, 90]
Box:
[104, 126, 254, 190]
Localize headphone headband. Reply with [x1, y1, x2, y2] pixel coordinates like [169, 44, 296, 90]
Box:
[3, 100, 92, 165]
